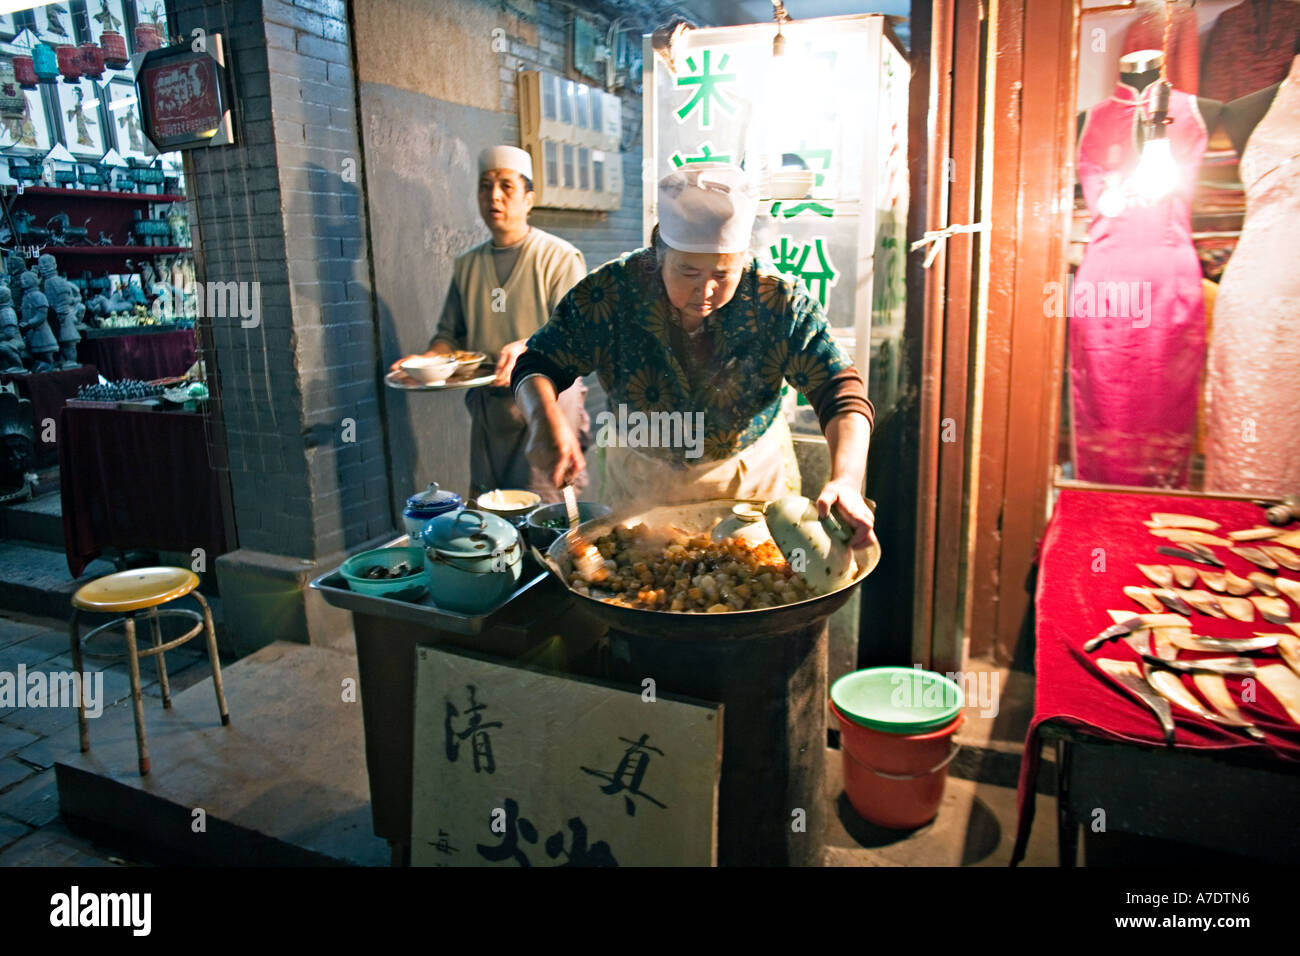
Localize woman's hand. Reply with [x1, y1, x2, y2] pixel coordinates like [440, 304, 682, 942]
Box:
[526, 406, 587, 489]
[816, 479, 877, 550]
[494, 339, 530, 386]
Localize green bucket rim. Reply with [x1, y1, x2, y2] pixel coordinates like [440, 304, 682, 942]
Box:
[830, 667, 965, 735]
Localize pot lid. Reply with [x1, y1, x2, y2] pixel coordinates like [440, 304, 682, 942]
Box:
[405, 482, 463, 516]
[420, 508, 518, 558]
[830, 667, 964, 735]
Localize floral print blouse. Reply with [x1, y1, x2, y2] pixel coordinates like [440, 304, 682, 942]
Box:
[521, 247, 854, 464]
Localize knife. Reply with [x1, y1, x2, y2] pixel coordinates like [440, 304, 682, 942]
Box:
[1084, 615, 1145, 653]
[1097, 658, 1176, 745]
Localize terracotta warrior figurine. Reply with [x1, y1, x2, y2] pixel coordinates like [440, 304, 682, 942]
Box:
[17, 272, 56, 373]
[38, 255, 80, 368]
[0, 286, 26, 374]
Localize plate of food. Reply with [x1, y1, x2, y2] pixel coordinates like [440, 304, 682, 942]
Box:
[385, 368, 497, 391]
[451, 350, 489, 377]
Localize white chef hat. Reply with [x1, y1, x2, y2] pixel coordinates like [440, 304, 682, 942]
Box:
[478, 145, 534, 182]
[657, 164, 759, 254]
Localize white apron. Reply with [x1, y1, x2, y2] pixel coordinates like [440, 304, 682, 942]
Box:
[601, 412, 801, 508]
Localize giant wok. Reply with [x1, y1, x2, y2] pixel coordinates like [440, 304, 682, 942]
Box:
[538, 498, 881, 639]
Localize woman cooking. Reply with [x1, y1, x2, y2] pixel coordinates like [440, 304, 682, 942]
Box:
[512, 164, 877, 548]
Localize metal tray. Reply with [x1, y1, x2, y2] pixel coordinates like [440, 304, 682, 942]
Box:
[384, 369, 496, 392]
[309, 542, 549, 635]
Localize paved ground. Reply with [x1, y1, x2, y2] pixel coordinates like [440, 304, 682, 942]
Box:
[0, 609, 216, 867]
[0, 608, 1056, 867]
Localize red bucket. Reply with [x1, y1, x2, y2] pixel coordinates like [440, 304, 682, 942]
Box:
[831, 699, 964, 829]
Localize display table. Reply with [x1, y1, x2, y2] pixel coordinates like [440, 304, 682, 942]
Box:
[0, 365, 101, 467]
[1011, 490, 1300, 865]
[76, 327, 196, 381]
[59, 404, 228, 577]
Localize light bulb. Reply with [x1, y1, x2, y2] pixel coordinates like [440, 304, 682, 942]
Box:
[1131, 136, 1178, 201]
[1097, 174, 1127, 218]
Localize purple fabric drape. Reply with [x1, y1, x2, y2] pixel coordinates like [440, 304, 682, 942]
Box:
[60, 405, 228, 577]
[76, 328, 197, 381]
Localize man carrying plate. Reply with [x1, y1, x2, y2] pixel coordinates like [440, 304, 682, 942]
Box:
[391, 145, 591, 500]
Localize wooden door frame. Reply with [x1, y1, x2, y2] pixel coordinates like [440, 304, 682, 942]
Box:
[910, 0, 1079, 669]
[963, 0, 1078, 664]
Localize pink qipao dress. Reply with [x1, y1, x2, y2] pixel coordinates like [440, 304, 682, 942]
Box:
[1070, 81, 1208, 487]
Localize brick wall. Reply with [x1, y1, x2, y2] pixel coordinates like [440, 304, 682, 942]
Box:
[353, 0, 669, 504]
[174, 0, 388, 562]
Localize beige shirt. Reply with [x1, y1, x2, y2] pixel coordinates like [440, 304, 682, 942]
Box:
[431, 227, 586, 357]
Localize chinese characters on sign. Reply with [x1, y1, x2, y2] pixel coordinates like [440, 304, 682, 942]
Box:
[411, 647, 721, 866]
[444, 683, 502, 774]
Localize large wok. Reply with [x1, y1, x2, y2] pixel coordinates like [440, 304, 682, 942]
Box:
[538, 498, 881, 639]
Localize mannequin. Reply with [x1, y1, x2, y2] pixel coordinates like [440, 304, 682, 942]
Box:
[1205, 54, 1300, 496]
[1069, 50, 1208, 487]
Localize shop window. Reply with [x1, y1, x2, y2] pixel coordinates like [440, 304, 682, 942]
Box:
[1061, 0, 1300, 498]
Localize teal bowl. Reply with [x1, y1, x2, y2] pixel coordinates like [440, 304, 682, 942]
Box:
[339, 546, 428, 600]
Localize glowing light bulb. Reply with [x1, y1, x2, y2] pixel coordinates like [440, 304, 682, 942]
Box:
[1132, 136, 1178, 202]
[1097, 174, 1127, 218]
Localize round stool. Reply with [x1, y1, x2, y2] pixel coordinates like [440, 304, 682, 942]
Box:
[69, 567, 230, 776]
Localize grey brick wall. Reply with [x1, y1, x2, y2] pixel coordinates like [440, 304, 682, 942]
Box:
[174, 0, 389, 561]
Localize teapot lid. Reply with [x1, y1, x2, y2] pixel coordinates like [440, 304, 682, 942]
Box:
[420, 508, 518, 558]
[405, 482, 463, 515]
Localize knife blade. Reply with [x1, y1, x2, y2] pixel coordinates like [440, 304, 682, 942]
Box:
[1097, 658, 1176, 745]
[1137, 653, 1256, 677]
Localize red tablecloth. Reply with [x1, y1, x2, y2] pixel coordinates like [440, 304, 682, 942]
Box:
[76, 328, 196, 382]
[1010, 489, 1300, 864]
[0, 365, 101, 467]
[59, 404, 228, 577]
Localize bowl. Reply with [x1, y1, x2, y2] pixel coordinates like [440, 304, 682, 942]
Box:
[525, 501, 613, 551]
[339, 546, 428, 600]
[764, 169, 817, 200]
[452, 350, 489, 377]
[476, 488, 542, 524]
[400, 355, 458, 385]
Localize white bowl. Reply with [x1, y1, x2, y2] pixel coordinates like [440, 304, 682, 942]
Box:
[764, 170, 817, 200]
[476, 488, 542, 520]
[400, 355, 458, 384]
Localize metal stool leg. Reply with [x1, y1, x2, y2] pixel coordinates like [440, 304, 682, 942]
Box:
[68, 609, 90, 753]
[123, 613, 150, 776]
[193, 592, 229, 726]
[150, 607, 171, 708]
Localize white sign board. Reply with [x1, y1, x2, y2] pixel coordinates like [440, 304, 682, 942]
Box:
[411, 647, 722, 867]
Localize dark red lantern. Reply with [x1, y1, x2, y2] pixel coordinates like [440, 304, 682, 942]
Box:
[13, 55, 37, 90]
[56, 44, 82, 83]
[101, 31, 129, 69]
[133, 23, 163, 53]
[79, 42, 105, 80]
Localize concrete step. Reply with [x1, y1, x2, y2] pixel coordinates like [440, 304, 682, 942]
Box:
[1, 492, 65, 549]
[0, 542, 117, 620]
[54, 641, 387, 867]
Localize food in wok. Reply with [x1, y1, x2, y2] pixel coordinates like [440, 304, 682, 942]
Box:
[566, 522, 816, 612]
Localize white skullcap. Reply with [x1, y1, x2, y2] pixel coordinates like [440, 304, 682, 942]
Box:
[478, 145, 534, 182]
[657, 164, 759, 254]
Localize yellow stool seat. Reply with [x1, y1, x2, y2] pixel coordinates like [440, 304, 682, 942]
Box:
[72, 567, 199, 613]
[69, 566, 228, 776]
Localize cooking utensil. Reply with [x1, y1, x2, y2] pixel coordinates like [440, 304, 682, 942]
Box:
[563, 484, 607, 582]
[540, 498, 881, 639]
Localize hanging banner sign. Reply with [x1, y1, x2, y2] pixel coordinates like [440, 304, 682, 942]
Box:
[134, 33, 234, 150]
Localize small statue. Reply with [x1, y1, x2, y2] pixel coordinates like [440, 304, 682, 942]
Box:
[17, 273, 56, 373]
[0, 287, 26, 374]
[38, 255, 80, 369]
[85, 294, 110, 325]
